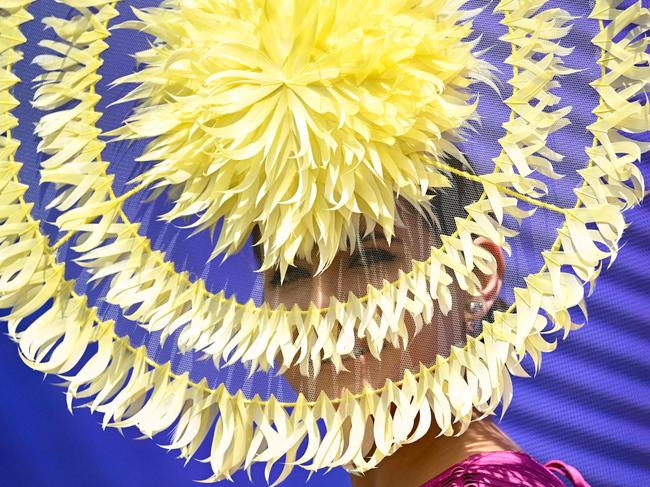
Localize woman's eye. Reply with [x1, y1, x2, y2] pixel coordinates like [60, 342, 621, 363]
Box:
[271, 266, 309, 287]
[349, 248, 395, 267]
[270, 249, 395, 285]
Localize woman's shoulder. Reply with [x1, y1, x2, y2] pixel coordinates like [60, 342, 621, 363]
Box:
[418, 450, 591, 487]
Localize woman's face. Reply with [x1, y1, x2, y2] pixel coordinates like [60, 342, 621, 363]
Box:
[260, 199, 503, 399]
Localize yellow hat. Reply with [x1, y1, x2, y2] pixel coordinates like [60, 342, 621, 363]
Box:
[1, 0, 647, 485]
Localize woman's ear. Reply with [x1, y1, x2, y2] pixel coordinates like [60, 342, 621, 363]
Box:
[464, 236, 505, 322]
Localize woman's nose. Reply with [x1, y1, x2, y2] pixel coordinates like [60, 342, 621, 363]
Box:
[308, 266, 340, 309]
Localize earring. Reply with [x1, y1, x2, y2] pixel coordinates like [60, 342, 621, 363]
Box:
[465, 300, 484, 337]
[467, 300, 483, 314]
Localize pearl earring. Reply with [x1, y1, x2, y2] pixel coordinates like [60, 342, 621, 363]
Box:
[463, 300, 485, 338]
[468, 300, 483, 314]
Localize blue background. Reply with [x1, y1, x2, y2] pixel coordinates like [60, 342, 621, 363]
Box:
[1, 0, 649, 486]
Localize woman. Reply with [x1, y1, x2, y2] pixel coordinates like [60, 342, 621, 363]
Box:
[250, 157, 589, 487]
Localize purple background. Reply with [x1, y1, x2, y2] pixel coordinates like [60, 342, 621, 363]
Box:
[1, 0, 649, 485]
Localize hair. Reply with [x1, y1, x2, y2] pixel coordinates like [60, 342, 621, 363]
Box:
[250, 154, 509, 322]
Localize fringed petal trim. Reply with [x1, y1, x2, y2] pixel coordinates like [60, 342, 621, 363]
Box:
[0, 157, 546, 485]
[0, 1, 32, 143]
[31, 0, 578, 375]
[0, 164, 544, 483]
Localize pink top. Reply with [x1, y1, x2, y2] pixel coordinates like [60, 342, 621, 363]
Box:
[419, 451, 590, 487]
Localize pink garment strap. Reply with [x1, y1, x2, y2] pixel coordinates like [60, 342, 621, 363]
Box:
[544, 459, 591, 487]
[418, 451, 591, 487]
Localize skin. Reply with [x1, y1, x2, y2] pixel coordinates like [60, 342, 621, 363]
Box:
[258, 198, 520, 486]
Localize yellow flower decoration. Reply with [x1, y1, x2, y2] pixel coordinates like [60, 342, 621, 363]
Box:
[3, 0, 649, 484]
[105, 0, 494, 281]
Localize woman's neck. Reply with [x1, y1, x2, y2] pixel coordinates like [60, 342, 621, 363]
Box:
[350, 413, 520, 487]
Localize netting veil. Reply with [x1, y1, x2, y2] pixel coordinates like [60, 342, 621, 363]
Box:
[1, 0, 648, 485]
